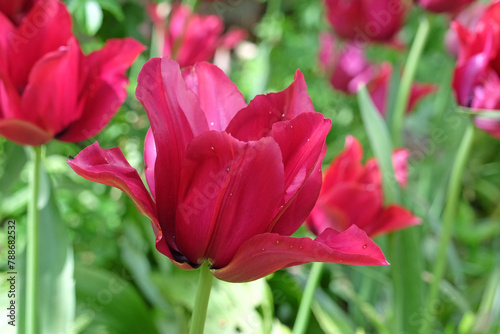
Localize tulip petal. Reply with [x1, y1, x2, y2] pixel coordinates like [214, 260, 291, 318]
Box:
[226, 69, 315, 141]
[0, 70, 22, 119]
[0, 13, 15, 75]
[317, 184, 382, 235]
[214, 225, 388, 283]
[67, 142, 158, 226]
[144, 128, 157, 198]
[136, 57, 208, 245]
[56, 38, 145, 142]
[21, 38, 80, 136]
[322, 135, 364, 190]
[182, 62, 246, 132]
[175, 14, 223, 68]
[175, 131, 285, 268]
[268, 112, 331, 235]
[0, 118, 51, 145]
[368, 205, 421, 238]
[9, 0, 72, 88]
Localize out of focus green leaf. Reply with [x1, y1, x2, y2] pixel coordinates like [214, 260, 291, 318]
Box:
[75, 265, 159, 334]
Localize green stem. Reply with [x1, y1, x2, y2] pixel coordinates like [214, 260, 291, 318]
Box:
[26, 145, 42, 334]
[183, 0, 199, 9]
[292, 262, 324, 334]
[423, 122, 475, 334]
[189, 263, 214, 334]
[391, 17, 430, 146]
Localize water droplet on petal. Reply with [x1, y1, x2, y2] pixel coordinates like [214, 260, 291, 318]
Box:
[210, 122, 214, 126]
[211, 147, 214, 151]
[226, 167, 230, 172]
[363, 244, 367, 249]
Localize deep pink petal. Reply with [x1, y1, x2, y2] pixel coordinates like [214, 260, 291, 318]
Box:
[175, 14, 223, 67]
[408, 82, 437, 113]
[213, 225, 388, 282]
[135, 57, 208, 245]
[181, 62, 246, 132]
[0, 118, 51, 145]
[474, 115, 500, 138]
[175, 131, 285, 268]
[144, 128, 157, 198]
[392, 149, 409, 188]
[322, 136, 364, 191]
[0, 13, 15, 74]
[8, 0, 72, 88]
[268, 112, 331, 235]
[318, 184, 382, 234]
[56, 38, 145, 142]
[368, 205, 421, 238]
[226, 69, 315, 141]
[21, 38, 80, 136]
[67, 142, 157, 225]
[0, 70, 22, 119]
[219, 29, 247, 49]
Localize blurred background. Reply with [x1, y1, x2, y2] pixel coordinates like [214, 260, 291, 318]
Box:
[1, 0, 500, 333]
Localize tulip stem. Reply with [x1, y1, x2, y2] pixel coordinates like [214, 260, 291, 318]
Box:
[292, 262, 325, 334]
[391, 16, 430, 146]
[423, 122, 474, 334]
[26, 145, 42, 334]
[189, 262, 214, 334]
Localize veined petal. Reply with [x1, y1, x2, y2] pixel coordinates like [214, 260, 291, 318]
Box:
[214, 225, 388, 283]
[268, 112, 331, 235]
[9, 0, 72, 88]
[226, 69, 315, 141]
[175, 131, 285, 268]
[67, 142, 158, 226]
[182, 62, 246, 132]
[135, 57, 208, 245]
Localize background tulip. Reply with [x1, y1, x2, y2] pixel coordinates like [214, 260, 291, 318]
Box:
[324, 0, 408, 43]
[149, 2, 246, 68]
[69, 58, 389, 283]
[319, 32, 436, 116]
[0, 0, 145, 146]
[452, 0, 500, 138]
[414, 0, 476, 14]
[307, 136, 420, 238]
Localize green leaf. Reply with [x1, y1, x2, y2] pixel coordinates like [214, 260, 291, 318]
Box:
[0, 142, 27, 197]
[15, 163, 75, 334]
[357, 85, 399, 204]
[75, 265, 159, 334]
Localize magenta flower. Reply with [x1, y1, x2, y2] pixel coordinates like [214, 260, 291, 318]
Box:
[68, 58, 388, 282]
[0, 0, 145, 146]
[324, 0, 408, 44]
[414, 0, 476, 14]
[452, 0, 500, 138]
[149, 3, 246, 68]
[319, 33, 436, 116]
[307, 136, 420, 238]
